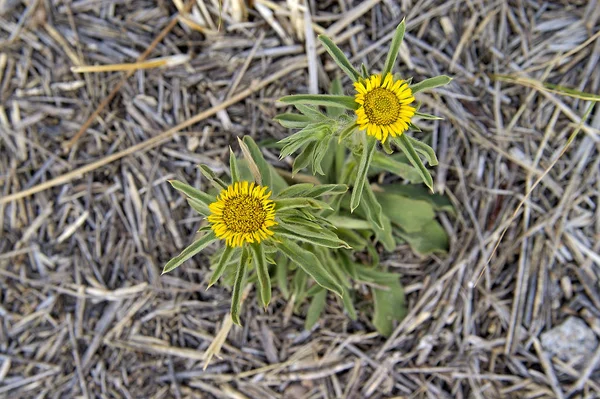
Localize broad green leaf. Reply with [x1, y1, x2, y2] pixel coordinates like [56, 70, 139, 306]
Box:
[394, 134, 434, 191]
[162, 231, 217, 274]
[382, 19, 406, 78]
[231, 247, 249, 325]
[376, 192, 435, 232]
[318, 35, 361, 82]
[277, 239, 343, 297]
[280, 94, 359, 110]
[356, 265, 401, 283]
[327, 215, 371, 230]
[198, 164, 229, 190]
[242, 136, 272, 189]
[305, 287, 327, 330]
[373, 280, 407, 337]
[250, 243, 271, 308]
[407, 136, 438, 166]
[229, 148, 240, 182]
[208, 245, 235, 287]
[187, 197, 210, 216]
[350, 136, 377, 212]
[169, 180, 216, 205]
[370, 149, 422, 183]
[410, 75, 452, 94]
[274, 113, 312, 129]
[381, 183, 454, 214]
[361, 183, 384, 229]
[396, 220, 449, 256]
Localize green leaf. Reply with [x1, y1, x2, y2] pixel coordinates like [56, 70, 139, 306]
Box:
[231, 247, 249, 325]
[373, 280, 407, 337]
[414, 111, 443, 120]
[396, 220, 449, 256]
[293, 141, 317, 175]
[381, 139, 394, 154]
[274, 113, 312, 129]
[350, 136, 377, 212]
[229, 148, 240, 182]
[208, 245, 235, 287]
[327, 79, 344, 118]
[317, 35, 361, 82]
[277, 239, 343, 297]
[337, 122, 357, 144]
[407, 136, 438, 166]
[376, 192, 435, 232]
[327, 215, 371, 230]
[410, 75, 452, 94]
[276, 256, 290, 299]
[311, 135, 331, 175]
[242, 136, 272, 189]
[304, 184, 348, 198]
[292, 268, 308, 300]
[279, 123, 327, 159]
[277, 183, 315, 198]
[360, 63, 369, 79]
[341, 287, 357, 320]
[162, 231, 217, 274]
[295, 104, 326, 120]
[187, 197, 210, 216]
[305, 288, 327, 330]
[370, 152, 422, 183]
[275, 197, 332, 212]
[381, 184, 454, 214]
[394, 134, 434, 191]
[169, 180, 216, 205]
[382, 19, 406, 78]
[280, 94, 359, 110]
[360, 183, 384, 229]
[198, 165, 229, 191]
[274, 224, 350, 249]
[250, 243, 271, 308]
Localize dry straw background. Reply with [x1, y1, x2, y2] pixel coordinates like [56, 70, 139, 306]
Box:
[1, 0, 600, 398]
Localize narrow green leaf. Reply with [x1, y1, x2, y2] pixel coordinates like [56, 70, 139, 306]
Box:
[276, 256, 290, 299]
[410, 75, 452, 94]
[370, 152, 422, 183]
[407, 136, 438, 166]
[382, 19, 406, 78]
[275, 198, 332, 212]
[305, 288, 327, 330]
[382, 139, 394, 154]
[280, 94, 359, 110]
[327, 215, 371, 230]
[208, 245, 235, 287]
[360, 63, 369, 78]
[277, 239, 343, 297]
[279, 123, 327, 159]
[394, 134, 434, 191]
[361, 184, 384, 229]
[277, 183, 315, 198]
[273, 113, 312, 128]
[317, 35, 361, 82]
[229, 148, 240, 182]
[187, 197, 210, 216]
[169, 180, 216, 205]
[304, 184, 348, 198]
[350, 136, 377, 212]
[327, 78, 344, 118]
[292, 268, 308, 300]
[295, 104, 326, 120]
[250, 243, 271, 308]
[162, 231, 217, 274]
[414, 111, 443, 120]
[198, 165, 228, 190]
[231, 247, 249, 325]
[341, 287, 357, 320]
[293, 141, 317, 175]
[242, 136, 272, 189]
[337, 122, 357, 143]
[274, 225, 350, 249]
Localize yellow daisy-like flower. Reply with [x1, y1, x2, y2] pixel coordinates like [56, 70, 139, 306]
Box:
[208, 181, 277, 247]
[354, 73, 416, 143]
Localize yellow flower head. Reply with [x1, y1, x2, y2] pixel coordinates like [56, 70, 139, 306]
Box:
[354, 73, 416, 143]
[208, 181, 277, 247]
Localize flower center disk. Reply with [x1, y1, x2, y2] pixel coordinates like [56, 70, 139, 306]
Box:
[222, 195, 266, 233]
[363, 87, 400, 126]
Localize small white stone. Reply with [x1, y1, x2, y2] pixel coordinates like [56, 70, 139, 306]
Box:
[540, 317, 599, 367]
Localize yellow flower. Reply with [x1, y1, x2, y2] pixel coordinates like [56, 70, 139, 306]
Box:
[354, 73, 416, 143]
[208, 181, 277, 247]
